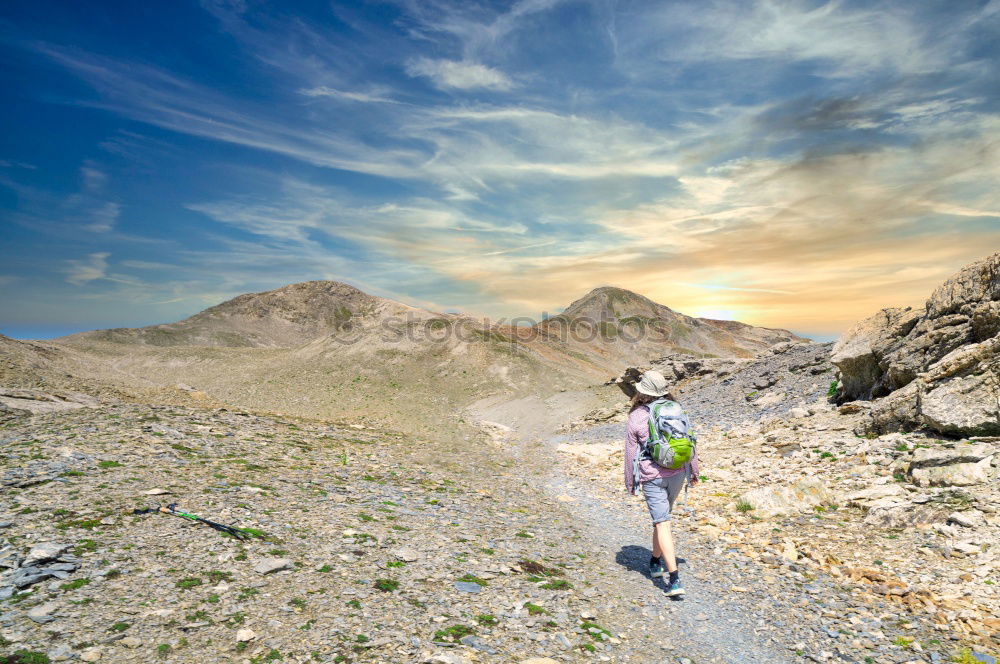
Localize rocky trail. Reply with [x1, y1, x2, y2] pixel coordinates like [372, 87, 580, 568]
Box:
[510, 432, 796, 664]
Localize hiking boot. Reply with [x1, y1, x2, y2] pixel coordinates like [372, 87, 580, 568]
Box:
[665, 577, 685, 597]
[649, 557, 665, 578]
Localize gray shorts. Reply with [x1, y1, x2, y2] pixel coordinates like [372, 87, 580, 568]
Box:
[642, 474, 686, 524]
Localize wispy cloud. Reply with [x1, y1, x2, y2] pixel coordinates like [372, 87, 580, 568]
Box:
[80, 163, 108, 191]
[406, 58, 515, 91]
[65, 252, 110, 285]
[617, 1, 993, 79]
[33, 44, 425, 180]
[120, 260, 176, 270]
[87, 201, 120, 233]
[396, 0, 570, 60]
[298, 86, 401, 104]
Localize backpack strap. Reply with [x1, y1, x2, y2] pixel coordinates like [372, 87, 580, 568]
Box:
[646, 399, 670, 441]
[646, 402, 659, 443]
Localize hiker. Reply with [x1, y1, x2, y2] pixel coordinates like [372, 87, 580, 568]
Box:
[621, 369, 699, 597]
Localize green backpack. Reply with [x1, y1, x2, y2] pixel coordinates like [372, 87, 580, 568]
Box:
[644, 399, 696, 470]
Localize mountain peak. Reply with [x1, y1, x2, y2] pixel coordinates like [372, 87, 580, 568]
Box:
[196, 280, 375, 321]
[60, 280, 406, 348]
[560, 286, 672, 321]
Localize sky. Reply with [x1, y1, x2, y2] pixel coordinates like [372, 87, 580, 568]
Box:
[1, 0, 998, 341]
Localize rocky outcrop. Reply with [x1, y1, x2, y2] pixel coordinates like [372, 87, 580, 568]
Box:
[907, 443, 996, 487]
[0, 401, 32, 423]
[0, 388, 99, 415]
[832, 253, 1000, 436]
[830, 307, 921, 400]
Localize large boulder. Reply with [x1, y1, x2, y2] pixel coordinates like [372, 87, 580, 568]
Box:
[833, 253, 1000, 435]
[907, 443, 995, 487]
[737, 477, 838, 517]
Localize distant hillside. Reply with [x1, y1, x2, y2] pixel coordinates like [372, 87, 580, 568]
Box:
[0, 334, 61, 387]
[526, 286, 804, 365]
[58, 281, 444, 348]
[30, 281, 808, 432]
[57, 282, 803, 362]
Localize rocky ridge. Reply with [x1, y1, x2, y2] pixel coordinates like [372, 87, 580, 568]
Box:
[560, 341, 834, 433]
[832, 252, 1000, 436]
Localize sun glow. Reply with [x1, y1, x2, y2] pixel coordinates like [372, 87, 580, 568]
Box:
[691, 309, 738, 321]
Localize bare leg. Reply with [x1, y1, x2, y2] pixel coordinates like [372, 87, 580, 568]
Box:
[651, 521, 677, 573]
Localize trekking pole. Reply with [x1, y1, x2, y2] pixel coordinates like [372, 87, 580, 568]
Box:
[133, 503, 260, 541]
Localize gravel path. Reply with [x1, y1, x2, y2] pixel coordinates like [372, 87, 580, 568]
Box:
[506, 428, 795, 664]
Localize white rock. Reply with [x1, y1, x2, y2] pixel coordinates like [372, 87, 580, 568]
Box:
[910, 457, 994, 487]
[947, 511, 979, 528]
[392, 547, 420, 562]
[704, 514, 730, 530]
[755, 392, 785, 408]
[424, 655, 472, 664]
[864, 501, 940, 528]
[253, 558, 292, 575]
[27, 601, 59, 623]
[236, 628, 256, 642]
[80, 649, 102, 662]
[953, 540, 982, 556]
[845, 484, 905, 508]
[119, 637, 142, 648]
[142, 488, 172, 495]
[24, 542, 70, 567]
[933, 523, 959, 537]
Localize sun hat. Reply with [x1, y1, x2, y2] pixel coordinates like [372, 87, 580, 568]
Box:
[635, 370, 671, 397]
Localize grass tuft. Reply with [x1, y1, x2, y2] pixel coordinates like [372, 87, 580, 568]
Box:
[432, 624, 474, 643]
